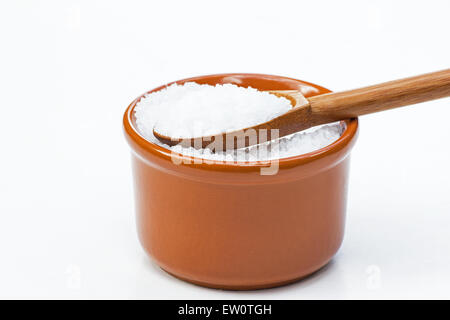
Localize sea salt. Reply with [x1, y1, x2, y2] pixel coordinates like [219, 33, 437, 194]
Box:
[134, 82, 344, 161]
[146, 82, 292, 139]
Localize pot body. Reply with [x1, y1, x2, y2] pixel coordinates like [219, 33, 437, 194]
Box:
[124, 74, 358, 290]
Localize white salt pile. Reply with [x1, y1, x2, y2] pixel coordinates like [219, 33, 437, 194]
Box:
[141, 82, 292, 139]
[134, 82, 344, 161]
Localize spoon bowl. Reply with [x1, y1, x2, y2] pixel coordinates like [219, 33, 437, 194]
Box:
[153, 89, 312, 150]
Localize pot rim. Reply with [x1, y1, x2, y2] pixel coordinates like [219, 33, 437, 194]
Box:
[123, 73, 358, 171]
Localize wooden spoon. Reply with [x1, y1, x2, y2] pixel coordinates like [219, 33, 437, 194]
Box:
[154, 69, 450, 151]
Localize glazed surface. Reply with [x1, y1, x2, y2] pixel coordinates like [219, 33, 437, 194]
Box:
[124, 74, 359, 290]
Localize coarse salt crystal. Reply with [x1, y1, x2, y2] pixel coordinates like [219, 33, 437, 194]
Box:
[134, 82, 343, 161]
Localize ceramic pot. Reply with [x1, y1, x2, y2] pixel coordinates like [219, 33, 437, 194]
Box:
[123, 73, 358, 290]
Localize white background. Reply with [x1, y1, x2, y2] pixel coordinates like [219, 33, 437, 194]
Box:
[1, 0, 449, 299]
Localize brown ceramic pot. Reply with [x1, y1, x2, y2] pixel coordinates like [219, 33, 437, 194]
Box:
[123, 74, 359, 290]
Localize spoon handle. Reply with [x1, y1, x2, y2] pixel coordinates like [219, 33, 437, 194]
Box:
[308, 69, 450, 123]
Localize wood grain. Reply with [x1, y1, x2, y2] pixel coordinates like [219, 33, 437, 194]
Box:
[308, 69, 450, 124]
